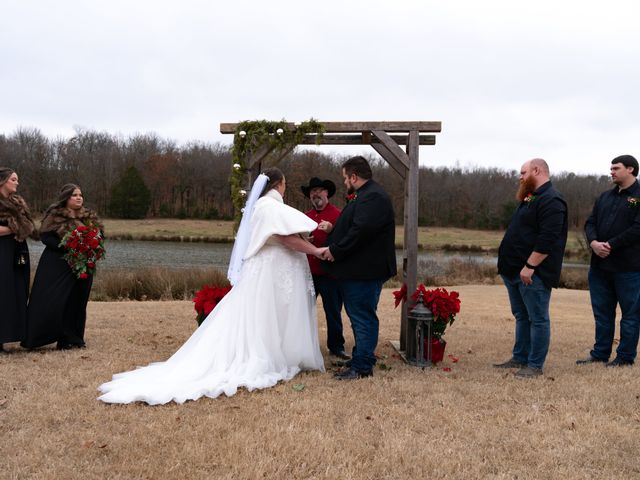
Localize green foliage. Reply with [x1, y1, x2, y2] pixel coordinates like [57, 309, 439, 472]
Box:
[109, 166, 151, 219]
[230, 119, 325, 229]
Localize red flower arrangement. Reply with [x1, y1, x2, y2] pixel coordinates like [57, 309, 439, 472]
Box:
[393, 283, 461, 339]
[345, 192, 358, 204]
[193, 285, 232, 326]
[59, 224, 106, 279]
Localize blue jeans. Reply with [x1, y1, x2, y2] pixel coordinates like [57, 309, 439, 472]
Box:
[588, 267, 640, 363]
[338, 279, 384, 373]
[313, 275, 345, 353]
[501, 274, 552, 369]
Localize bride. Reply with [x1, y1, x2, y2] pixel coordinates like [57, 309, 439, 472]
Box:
[98, 168, 326, 404]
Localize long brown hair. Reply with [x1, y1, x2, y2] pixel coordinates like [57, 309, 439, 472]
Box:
[0, 167, 15, 188]
[260, 167, 284, 197]
[43, 183, 82, 216]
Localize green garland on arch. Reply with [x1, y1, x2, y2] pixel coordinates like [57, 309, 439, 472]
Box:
[230, 118, 325, 229]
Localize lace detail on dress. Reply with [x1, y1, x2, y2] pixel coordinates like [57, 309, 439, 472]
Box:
[303, 260, 315, 297]
[244, 244, 315, 301]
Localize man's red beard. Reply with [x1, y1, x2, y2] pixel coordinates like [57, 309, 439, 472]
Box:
[516, 176, 537, 201]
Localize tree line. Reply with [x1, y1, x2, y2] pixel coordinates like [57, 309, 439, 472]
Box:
[0, 127, 612, 229]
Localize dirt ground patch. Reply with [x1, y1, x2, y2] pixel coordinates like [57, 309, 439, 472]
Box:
[2, 286, 639, 479]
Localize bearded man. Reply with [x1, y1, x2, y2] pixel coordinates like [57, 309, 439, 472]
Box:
[301, 177, 348, 360]
[494, 158, 568, 378]
[320, 156, 396, 380]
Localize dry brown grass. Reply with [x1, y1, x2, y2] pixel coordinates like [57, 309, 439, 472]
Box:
[104, 218, 235, 242]
[2, 286, 639, 479]
[92, 267, 230, 301]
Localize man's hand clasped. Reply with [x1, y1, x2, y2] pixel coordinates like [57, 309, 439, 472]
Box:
[590, 240, 611, 258]
[316, 246, 335, 261]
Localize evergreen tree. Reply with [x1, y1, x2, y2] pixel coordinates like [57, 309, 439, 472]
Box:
[109, 165, 151, 218]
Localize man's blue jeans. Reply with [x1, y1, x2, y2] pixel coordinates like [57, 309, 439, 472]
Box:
[501, 274, 552, 369]
[588, 267, 640, 363]
[338, 279, 384, 373]
[313, 275, 345, 353]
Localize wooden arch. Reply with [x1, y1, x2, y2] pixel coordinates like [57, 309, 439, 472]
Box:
[220, 121, 442, 362]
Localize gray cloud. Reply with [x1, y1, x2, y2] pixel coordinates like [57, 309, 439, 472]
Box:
[1, 0, 638, 174]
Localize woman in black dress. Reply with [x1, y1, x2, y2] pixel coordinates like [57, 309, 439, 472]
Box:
[22, 184, 103, 350]
[0, 168, 37, 352]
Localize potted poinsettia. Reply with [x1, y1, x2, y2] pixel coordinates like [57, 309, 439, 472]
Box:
[393, 284, 461, 362]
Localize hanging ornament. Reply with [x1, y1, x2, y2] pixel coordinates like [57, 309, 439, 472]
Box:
[239, 130, 246, 138]
[276, 128, 284, 135]
[233, 163, 241, 170]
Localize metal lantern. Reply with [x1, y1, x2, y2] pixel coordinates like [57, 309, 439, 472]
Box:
[407, 290, 434, 367]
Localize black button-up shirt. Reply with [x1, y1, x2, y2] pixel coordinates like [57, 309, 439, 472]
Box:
[585, 180, 640, 272]
[498, 181, 568, 288]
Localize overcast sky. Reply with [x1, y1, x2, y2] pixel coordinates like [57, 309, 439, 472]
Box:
[2, 0, 639, 175]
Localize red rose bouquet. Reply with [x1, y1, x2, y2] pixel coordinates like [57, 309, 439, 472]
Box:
[193, 285, 232, 326]
[59, 224, 106, 279]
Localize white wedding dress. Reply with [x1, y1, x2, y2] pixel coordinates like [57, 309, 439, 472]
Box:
[98, 190, 325, 405]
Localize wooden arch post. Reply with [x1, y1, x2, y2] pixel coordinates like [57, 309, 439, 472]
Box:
[220, 121, 442, 362]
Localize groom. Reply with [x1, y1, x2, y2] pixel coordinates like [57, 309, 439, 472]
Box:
[320, 156, 397, 380]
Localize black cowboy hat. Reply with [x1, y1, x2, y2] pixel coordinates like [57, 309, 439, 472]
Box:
[300, 177, 336, 198]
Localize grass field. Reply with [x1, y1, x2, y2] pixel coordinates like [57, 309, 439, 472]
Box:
[103, 219, 588, 255]
[2, 286, 638, 479]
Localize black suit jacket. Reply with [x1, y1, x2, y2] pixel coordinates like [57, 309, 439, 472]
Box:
[323, 180, 397, 281]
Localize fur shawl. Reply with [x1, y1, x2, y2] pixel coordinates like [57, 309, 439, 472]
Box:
[39, 206, 103, 238]
[0, 194, 38, 242]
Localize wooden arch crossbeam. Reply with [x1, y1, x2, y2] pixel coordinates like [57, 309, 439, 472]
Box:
[219, 120, 442, 362]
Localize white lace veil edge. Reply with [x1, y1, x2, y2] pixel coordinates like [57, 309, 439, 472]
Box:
[227, 174, 269, 286]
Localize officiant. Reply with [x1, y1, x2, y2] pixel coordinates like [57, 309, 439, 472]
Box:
[301, 177, 348, 360]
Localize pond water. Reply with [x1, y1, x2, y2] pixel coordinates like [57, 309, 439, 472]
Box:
[26, 239, 587, 273]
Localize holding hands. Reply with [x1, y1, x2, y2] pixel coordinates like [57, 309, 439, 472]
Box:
[315, 246, 335, 261]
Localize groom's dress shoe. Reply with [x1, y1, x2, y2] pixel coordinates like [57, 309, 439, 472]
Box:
[330, 349, 351, 360]
[334, 368, 372, 380]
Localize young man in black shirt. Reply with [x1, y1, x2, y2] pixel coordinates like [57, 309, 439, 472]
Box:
[578, 154, 640, 367]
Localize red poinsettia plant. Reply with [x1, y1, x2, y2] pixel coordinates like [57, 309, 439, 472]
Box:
[59, 224, 106, 279]
[393, 283, 461, 339]
[193, 285, 232, 326]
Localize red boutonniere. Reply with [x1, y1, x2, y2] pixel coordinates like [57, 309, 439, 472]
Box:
[628, 196, 640, 207]
[523, 193, 537, 205]
[346, 192, 358, 204]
